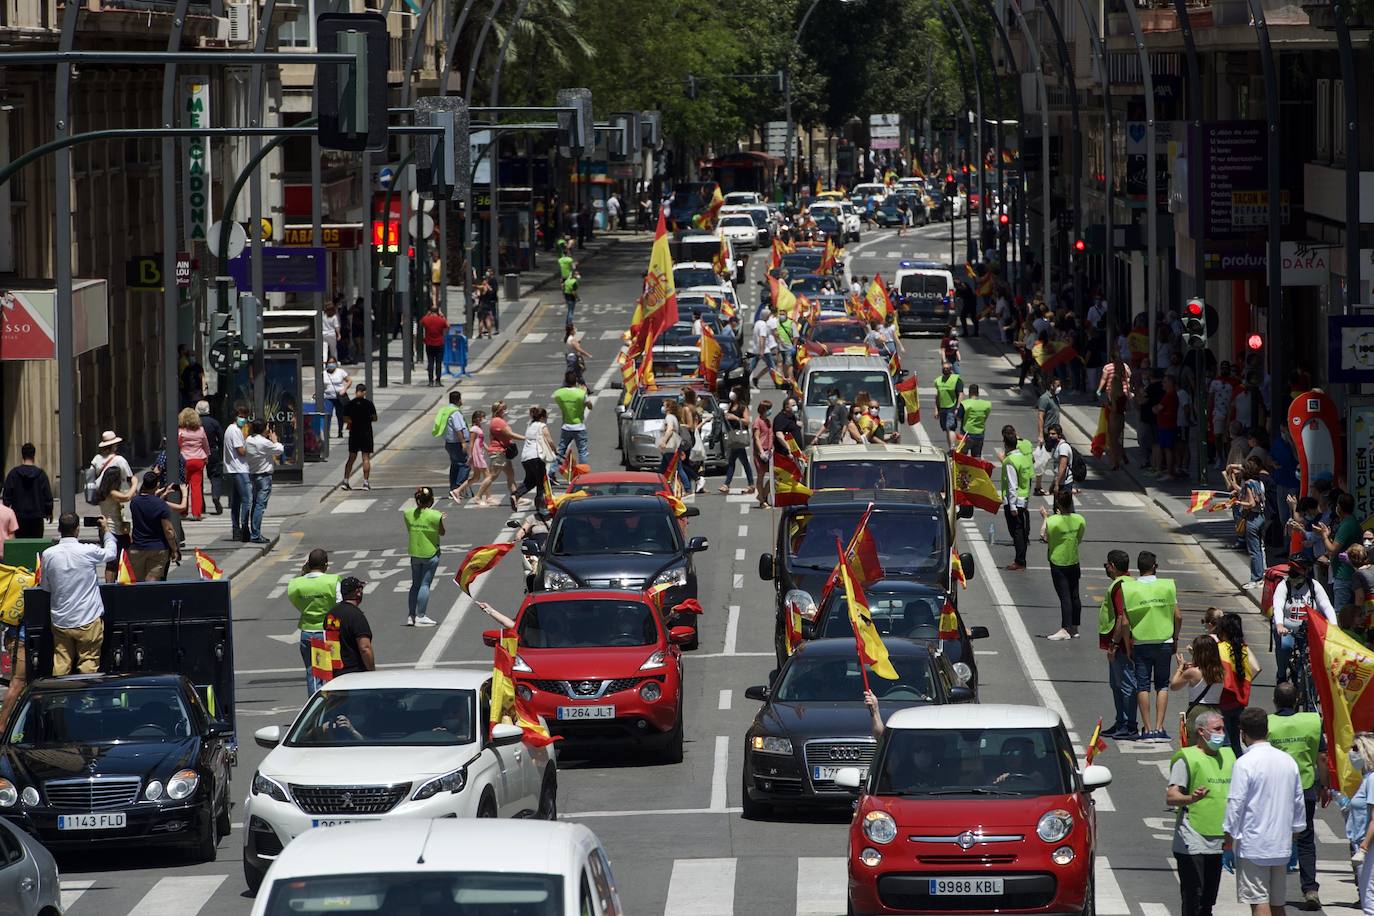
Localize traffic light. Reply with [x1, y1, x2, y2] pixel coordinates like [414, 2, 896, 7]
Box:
[555, 88, 594, 153]
[414, 96, 470, 201]
[377, 264, 393, 291]
[316, 13, 389, 152]
[1182, 298, 1207, 350]
[1247, 333, 1264, 352]
[999, 213, 1010, 226]
[684, 74, 698, 100]
[1074, 239, 1086, 253]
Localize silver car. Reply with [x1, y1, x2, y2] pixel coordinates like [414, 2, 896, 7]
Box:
[796, 355, 902, 444]
[0, 816, 62, 916]
[617, 389, 726, 472]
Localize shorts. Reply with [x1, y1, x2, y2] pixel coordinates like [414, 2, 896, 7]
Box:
[1133, 642, 1173, 692]
[1236, 858, 1287, 905]
[105, 532, 131, 574]
[938, 408, 958, 431]
[1157, 427, 1176, 449]
[348, 434, 375, 455]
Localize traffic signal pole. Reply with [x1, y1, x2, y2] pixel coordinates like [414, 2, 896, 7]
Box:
[159, 0, 191, 487]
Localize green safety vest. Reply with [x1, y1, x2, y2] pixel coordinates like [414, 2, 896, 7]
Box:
[961, 398, 992, 435]
[1098, 575, 1134, 636]
[1169, 745, 1235, 837]
[1000, 441, 1033, 500]
[558, 255, 574, 279]
[1267, 712, 1323, 790]
[563, 275, 579, 296]
[776, 317, 795, 348]
[1127, 577, 1177, 642]
[934, 373, 961, 409]
[287, 573, 342, 632]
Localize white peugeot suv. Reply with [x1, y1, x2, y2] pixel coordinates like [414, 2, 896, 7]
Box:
[242, 669, 556, 893]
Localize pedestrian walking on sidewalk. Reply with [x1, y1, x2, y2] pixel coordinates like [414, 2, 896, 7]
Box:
[2, 442, 53, 539]
[197, 402, 225, 515]
[512, 407, 555, 512]
[287, 549, 342, 696]
[39, 514, 116, 675]
[1224, 707, 1306, 916]
[342, 384, 378, 491]
[1167, 710, 1235, 916]
[1040, 491, 1085, 640]
[1099, 550, 1139, 739]
[328, 577, 375, 675]
[244, 419, 283, 544]
[128, 471, 179, 582]
[402, 487, 445, 627]
[323, 361, 351, 438]
[999, 426, 1033, 571]
[419, 304, 449, 387]
[1268, 681, 1327, 910]
[223, 408, 251, 540]
[177, 407, 209, 521]
[1131, 550, 1183, 741]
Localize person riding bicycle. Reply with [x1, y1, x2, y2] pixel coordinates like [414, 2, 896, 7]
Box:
[1271, 559, 1336, 684]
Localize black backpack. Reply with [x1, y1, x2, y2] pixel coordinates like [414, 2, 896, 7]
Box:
[1069, 445, 1088, 483]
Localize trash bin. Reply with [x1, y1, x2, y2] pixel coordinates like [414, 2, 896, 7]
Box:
[303, 411, 330, 462]
[503, 272, 520, 302]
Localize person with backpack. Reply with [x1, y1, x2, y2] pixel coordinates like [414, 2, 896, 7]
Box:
[1270, 558, 1336, 685]
[1233, 457, 1271, 590]
[1044, 423, 1082, 497]
[86, 430, 136, 583]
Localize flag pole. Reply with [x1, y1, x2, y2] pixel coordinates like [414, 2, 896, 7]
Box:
[837, 536, 872, 696]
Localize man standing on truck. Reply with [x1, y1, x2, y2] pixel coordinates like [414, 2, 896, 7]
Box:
[39, 513, 118, 676]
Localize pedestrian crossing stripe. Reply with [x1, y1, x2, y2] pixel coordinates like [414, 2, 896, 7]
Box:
[504, 389, 532, 400]
[523, 332, 548, 343]
[330, 498, 376, 514]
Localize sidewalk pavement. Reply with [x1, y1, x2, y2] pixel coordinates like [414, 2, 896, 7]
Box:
[155, 232, 630, 581]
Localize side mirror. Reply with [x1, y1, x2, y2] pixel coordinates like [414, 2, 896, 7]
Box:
[254, 725, 283, 749]
[1081, 764, 1113, 791]
[616, 405, 627, 416]
[206, 719, 233, 740]
[767, 668, 780, 685]
[949, 685, 975, 703]
[687, 536, 709, 552]
[758, 553, 775, 581]
[744, 685, 770, 702]
[482, 629, 500, 648]
[969, 626, 990, 640]
[520, 538, 540, 557]
[668, 625, 695, 646]
[685, 506, 701, 518]
[960, 552, 976, 581]
[833, 767, 864, 790]
[491, 722, 524, 746]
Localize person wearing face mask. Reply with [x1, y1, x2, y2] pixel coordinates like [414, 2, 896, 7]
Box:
[222, 407, 251, 542]
[322, 358, 351, 439]
[1268, 681, 1328, 910]
[1167, 710, 1235, 916]
[1224, 706, 1306, 916]
[1340, 732, 1374, 888]
[1353, 543, 1374, 611]
[1271, 559, 1336, 684]
[326, 576, 374, 676]
[720, 386, 754, 495]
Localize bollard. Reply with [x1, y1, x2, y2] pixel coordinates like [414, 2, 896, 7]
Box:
[444, 324, 470, 377]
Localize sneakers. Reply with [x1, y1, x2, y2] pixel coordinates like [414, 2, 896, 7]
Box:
[414, 615, 439, 627]
[1140, 730, 1172, 742]
[1101, 725, 1133, 739]
[362, 480, 371, 490]
[341, 480, 352, 490]
[1004, 562, 1026, 571]
[1047, 629, 1072, 641]
[1242, 580, 1263, 590]
[1303, 891, 1321, 911]
[1112, 729, 1142, 741]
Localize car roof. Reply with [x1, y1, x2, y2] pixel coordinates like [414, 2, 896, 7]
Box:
[810, 443, 947, 462]
[886, 704, 1063, 731]
[802, 488, 944, 510]
[263, 820, 601, 880]
[556, 494, 674, 514]
[319, 668, 489, 692]
[801, 354, 893, 372]
[575, 471, 666, 485]
[675, 261, 718, 270]
[30, 673, 186, 692]
[793, 637, 935, 660]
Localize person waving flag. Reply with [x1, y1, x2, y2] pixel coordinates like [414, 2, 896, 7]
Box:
[839, 542, 898, 681]
[456, 542, 514, 593]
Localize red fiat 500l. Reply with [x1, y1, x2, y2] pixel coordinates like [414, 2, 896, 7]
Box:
[837, 705, 1112, 916]
[484, 590, 690, 763]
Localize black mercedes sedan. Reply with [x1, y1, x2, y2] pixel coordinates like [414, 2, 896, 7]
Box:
[0, 673, 235, 861]
[741, 638, 973, 819]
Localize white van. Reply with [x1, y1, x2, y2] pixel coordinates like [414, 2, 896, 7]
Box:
[892, 260, 956, 335]
[796, 354, 901, 443]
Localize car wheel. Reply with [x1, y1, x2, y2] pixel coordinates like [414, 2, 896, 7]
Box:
[1080, 872, 1095, 916]
[536, 767, 558, 820]
[243, 853, 267, 896]
[189, 810, 218, 864]
[477, 791, 498, 818]
[741, 766, 772, 820]
[216, 784, 232, 838]
[660, 703, 685, 764]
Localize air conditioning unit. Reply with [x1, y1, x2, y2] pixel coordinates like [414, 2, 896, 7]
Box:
[227, 2, 252, 43]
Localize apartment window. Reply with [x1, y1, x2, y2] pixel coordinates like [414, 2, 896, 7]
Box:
[1333, 79, 1346, 163]
[1317, 78, 1331, 161]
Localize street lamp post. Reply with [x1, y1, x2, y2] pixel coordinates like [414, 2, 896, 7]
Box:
[785, 0, 854, 197]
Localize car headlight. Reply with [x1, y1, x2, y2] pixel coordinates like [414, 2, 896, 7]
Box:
[166, 769, 200, 801]
[640, 681, 663, 702]
[251, 771, 290, 803]
[144, 780, 164, 801]
[513, 653, 533, 673]
[640, 650, 669, 671]
[651, 566, 687, 589]
[1037, 809, 1073, 843]
[0, 779, 16, 808]
[543, 569, 576, 591]
[20, 787, 38, 807]
[785, 589, 819, 621]
[750, 735, 793, 755]
[413, 767, 468, 801]
[863, 810, 897, 844]
[632, 433, 656, 445]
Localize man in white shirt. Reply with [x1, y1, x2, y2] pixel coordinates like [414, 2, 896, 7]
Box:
[244, 419, 284, 544]
[40, 513, 118, 675]
[1223, 707, 1306, 915]
[749, 308, 779, 387]
[223, 407, 251, 541]
[88, 430, 136, 583]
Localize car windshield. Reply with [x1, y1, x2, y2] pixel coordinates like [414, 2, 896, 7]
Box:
[774, 653, 934, 703]
[551, 510, 680, 555]
[812, 322, 866, 345]
[782, 253, 822, 273]
[746, 211, 769, 228]
[815, 216, 840, 233]
[791, 276, 831, 296]
[784, 508, 944, 575]
[811, 458, 946, 493]
[577, 481, 665, 497]
[720, 216, 754, 229]
[263, 871, 564, 916]
[8, 685, 194, 745]
[900, 273, 950, 301]
[286, 688, 476, 747]
[817, 586, 950, 640]
[805, 371, 893, 406]
[875, 727, 1074, 797]
[678, 241, 721, 263]
[660, 314, 724, 346]
[519, 598, 659, 649]
[674, 267, 720, 289]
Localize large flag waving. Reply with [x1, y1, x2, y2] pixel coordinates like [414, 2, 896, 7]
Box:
[951, 450, 1001, 513]
[1090, 406, 1109, 458]
[456, 542, 515, 593]
[773, 450, 813, 506]
[864, 275, 892, 323]
[489, 627, 519, 730]
[770, 275, 799, 320]
[844, 504, 884, 587]
[1032, 339, 1078, 373]
[896, 374, 921, 425]
[698, 321, 722, 391]
[839, 543, 898, 681]
[697, 184, 725, 230]
[1309, 614, 1374, 794]
[628, 211, 679, 349]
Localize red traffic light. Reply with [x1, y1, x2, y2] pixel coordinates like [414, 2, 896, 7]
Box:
[1247, 333, 1264, 351]
[1186, 300, 1204, 318]
[946, 173, 954, 183]
[999, 213, 1010, 225]
[1073, 239, 1086, 252]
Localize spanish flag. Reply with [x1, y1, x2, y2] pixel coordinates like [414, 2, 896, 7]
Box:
[770, 275, 798, 320]
[1090, 406, 1109, 458]
[976, 272, 995, 297]
[116, 551, 136, 584]
[839, 544, 898, 680]
[645, 580, 674, 609]
[620, 356, 639, 406]
[1187, 490, 1219, 514]
[1219, 640, 1253, 707]
[937, 601, 959, 640]
[702, 183, 725, 229]
[195, 549, 224, 581]
[656, 490, 689, 518]
[951, 450, 1001, 514]
[662, 451, 683, 497]
[1084, 716, 1109, 765]
[814, 177, 823, 197]
[784, 595, 805, 656]
[553, 489, 590, 512]
[964, 261, 978, 279]
[309, 637, 335, 686]
[782, 433, 807, 467]
[629, 211, 679, 348]
[33, 555, 41, 585]
[1001, 149, 1015, 165]
[864, 275, 892, 322]
[773, 451, 813, 507]
[887, 349, 902, 377]
[1309, 613, 1374, 794]
[1126, 330, 1149, 365]
[698, 322, 722, 391]
[455, 542, 515, 594]
[950, 547, 968, 590]
[490, 627, 519, 728]
[896, 374, 921, 425]
[844, 504, 884, 587]
[819, 237, 839, 274]
[845, 292, 864, 317]
[712, 235, 731, 276]
[638, 334, 657, 390]
[913, 161, 926, 180]
[1032, 339, 1078, 372]
[513, 697, 558, 747]
[542, 476, 557, 515]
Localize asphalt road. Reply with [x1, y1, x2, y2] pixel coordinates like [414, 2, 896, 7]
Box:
[55, 221, 1359, 916]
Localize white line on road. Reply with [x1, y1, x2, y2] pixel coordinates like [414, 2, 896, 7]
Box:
[565, 805, 744, 818]
[1093, 856, 1130, 915]
[331, 498, 377, 514]
[1104, 491, 1142, 508]
[795, 857, 848, 916]
[1316, 817, 1346, 845]
[1141, 904, 1172, 916]
[522, 332, 547, 344]
[740, 503, 749, 514]
[710, 736, 729, 810]
[735, 548, 745, 561]
[417, 525, 518, 669]
[599, 329, 624, 340]
[725, 493, 753, 502]
[724, 605, 740, 655]
[732, 573, 744, 588]
[737, 524, 748, 537]
[127, 875, 228, 916]
[504, 389, 532, 400]
[593, 359, 618, 393]
[719, 689, 732, 710]
[665, 859, 736, 916]
[60, 880, 94, 911]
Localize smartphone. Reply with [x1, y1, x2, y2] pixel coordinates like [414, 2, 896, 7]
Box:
[82, 516, 100, 527]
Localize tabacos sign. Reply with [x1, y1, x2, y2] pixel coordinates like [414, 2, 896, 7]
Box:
[181, 78, 212, 246]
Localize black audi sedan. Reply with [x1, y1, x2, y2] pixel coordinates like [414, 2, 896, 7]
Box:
[0, 673, 235, 861]
[523, 495, 709, 646]
[741, 638, 973, 819]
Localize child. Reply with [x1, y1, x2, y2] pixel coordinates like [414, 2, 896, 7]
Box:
[452, 409, 488, 503]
